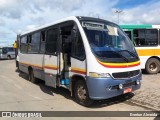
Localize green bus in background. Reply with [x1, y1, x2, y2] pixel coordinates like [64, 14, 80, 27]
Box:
[120, 25, 160, 74]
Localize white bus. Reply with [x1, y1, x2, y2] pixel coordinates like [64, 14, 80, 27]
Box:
[120, 25, 160, 74]
[17, 16, 141, 106]
[0, 47, 15, 59]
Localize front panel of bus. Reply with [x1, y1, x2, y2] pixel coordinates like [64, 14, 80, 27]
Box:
[78, 19, 142, 100]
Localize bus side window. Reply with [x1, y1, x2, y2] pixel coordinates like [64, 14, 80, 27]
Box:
[2, 48, 7, 54]
[71, 31, 85, 60]
[8, 47, 14, 52]
[145, 29, 158, 45]
[46, 28, 58, 55]
[20, 36, 28, 53]
[28, 32, 40, 53]
[40, 31, 46, 53]
[133, 29, 158, 46]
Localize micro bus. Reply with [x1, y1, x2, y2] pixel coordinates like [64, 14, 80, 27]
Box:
[0, 47, 15, 59]
[120, 25, 160, 74]
[17, 16, 141, 106]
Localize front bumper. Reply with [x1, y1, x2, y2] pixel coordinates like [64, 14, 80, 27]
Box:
[86, 73, 142, 100]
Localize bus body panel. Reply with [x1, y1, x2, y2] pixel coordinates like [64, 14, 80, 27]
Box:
[86, 74, 141, 100]
[87, 52, 141, 74]
[18, 53, 44, 79]
[70, 58, 86, 76]
[85, 46, 141, 99]
[43, 55, 58, 88]
[136, 46, 160, 69]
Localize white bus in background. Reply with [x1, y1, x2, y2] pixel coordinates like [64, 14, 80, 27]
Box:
[120, 25, 160, 74]
[17, 16, 142, 106]
[0, 47, 15, 59]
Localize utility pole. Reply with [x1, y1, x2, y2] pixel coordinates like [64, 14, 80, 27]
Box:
[114, 10, 123, 24]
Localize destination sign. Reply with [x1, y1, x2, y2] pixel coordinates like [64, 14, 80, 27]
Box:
[82, 22, 105, 30]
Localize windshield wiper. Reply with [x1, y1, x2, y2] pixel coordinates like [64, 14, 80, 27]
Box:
[118, 50, 139, 59]
[110, 51, 129, 62]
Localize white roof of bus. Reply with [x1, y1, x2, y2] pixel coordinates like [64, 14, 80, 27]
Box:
[152, 25, 160, 28]
[20, 16, 78, 36]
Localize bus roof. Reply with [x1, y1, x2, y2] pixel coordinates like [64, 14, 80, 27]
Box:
[120, 24, 160, 29]
[20, 16, 117, 36]
[120, 24, 152, 29]
[21, 16, 78, 36]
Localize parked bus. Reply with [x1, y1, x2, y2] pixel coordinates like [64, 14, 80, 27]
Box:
[0, 47, 15, 59]
[17, 16, 141, 106]
[120, 25, 160, 74]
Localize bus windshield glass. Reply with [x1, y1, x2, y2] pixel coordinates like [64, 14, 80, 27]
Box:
[81, 21, 139, 63]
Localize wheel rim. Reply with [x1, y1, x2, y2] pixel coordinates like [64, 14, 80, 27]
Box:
[149, 62, 157, 72]
[77, 85, 87, 101]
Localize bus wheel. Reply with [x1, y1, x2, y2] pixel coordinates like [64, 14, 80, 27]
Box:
[146, 58, 160, 74]
[29, 69, 37, 83]
[74, 80, 94, 107]
[7, 55, 11, 60]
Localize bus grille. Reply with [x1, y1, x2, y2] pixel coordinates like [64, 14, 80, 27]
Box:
[112, 70, 140, 79]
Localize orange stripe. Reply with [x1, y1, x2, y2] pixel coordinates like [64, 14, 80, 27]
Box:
[97, 59, 140, 68]
[136, 49, 160, 56]
[71, 68, 86, 75]
[19, 62, 43, 70]
[19, 62, 86, 74]
[99, 62, 140, 68]
[43, 66, 58, 70]
[44, 66, 86, 74]
[19, 62, 58, 70]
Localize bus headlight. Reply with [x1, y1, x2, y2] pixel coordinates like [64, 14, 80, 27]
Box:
[89, 72, 110, 78]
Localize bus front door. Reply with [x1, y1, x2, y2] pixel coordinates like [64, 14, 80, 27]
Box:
[57, 34, 71, 88]
[44, 28, 59, 88]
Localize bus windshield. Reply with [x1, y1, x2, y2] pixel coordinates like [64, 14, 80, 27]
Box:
[81, 21, 139, 63]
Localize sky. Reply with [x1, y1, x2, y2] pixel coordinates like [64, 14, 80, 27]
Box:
[0, 0, 160, 46]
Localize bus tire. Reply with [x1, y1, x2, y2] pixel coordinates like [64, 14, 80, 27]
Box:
[145, 58, 160, 74]
[29, 69, 38, 83]
[74, 80, 94, 107]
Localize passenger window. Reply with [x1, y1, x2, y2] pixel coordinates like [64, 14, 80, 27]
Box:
[28, 32, 40, 53]
[21, 36, 27, 43]
[8, 48, 14, 52]
[2, 48, 8, 54]
[40, 31, 46, 53]
[72, 31, 85, 60]
[20, 36, 28, 53]
[46, 28, 58, 54]
[133, 29, 158, 46]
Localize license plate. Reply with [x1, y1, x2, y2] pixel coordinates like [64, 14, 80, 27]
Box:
[123, 88, 132, 94]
